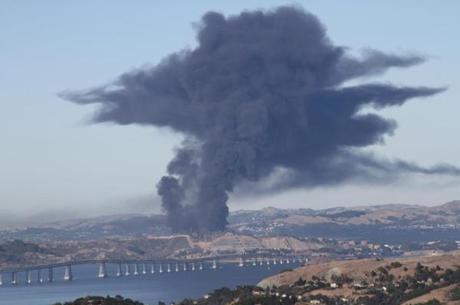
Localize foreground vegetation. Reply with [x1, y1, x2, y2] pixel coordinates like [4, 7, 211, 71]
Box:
[176, 261, 460, 305]
[52, 295, 144, 305]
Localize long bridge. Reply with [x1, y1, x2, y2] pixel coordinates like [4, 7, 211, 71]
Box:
[0, 256, 308, 286]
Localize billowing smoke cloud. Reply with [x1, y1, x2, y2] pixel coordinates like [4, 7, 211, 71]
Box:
[62, 7, 457, 232]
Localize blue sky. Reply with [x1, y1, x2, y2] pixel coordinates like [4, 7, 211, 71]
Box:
[1, 1, 459, 221]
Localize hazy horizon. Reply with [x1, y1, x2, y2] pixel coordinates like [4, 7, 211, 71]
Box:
[1, 196, 459, 229]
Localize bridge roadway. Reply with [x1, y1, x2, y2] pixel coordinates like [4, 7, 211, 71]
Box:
[0, 256, 226, 273]
[0, 255, 307, 286]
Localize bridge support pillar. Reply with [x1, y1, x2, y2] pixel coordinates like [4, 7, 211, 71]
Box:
[0, 273, 3, 286]
[26, 270, 32, 284]
[64, 265, 73, 281]
[116, 263, 122, 277]
[125, 263, 130, 276]
[98, 262, 108, 278]
[37, 269, 43, 283]
[150, 264, 155, 274]
[142, 263, 146, 275]
[11, 272, 17, 285]
[133, 264, 139, 275]
[48, 267, 54, 283]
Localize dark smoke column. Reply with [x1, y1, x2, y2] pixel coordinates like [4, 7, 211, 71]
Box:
[62, 7, 456, 233]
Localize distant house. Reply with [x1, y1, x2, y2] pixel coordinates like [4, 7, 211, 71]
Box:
[353, 282, 368, 290]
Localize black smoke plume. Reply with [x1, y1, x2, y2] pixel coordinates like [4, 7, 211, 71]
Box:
[62, 7, 457, 232]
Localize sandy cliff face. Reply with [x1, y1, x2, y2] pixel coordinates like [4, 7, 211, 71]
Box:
[192, 232, 323, 252]
[259, 236, 323, 251]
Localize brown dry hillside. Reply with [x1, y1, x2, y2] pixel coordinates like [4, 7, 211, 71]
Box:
[402, 284, 460, 305]
[258, 250, 460, 288]
[233, 200, 460, 228]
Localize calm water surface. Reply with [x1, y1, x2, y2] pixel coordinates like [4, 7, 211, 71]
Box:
[0, 262, 298, 305]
